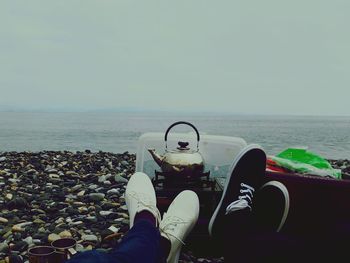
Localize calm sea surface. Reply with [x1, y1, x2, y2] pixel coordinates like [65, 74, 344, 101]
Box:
[0, 112, 349, 159]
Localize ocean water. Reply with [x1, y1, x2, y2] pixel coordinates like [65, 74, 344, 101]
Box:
[0, 112, 349, 159]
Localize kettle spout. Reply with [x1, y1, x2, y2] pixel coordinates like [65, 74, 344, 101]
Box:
[147, 149, 164, 167]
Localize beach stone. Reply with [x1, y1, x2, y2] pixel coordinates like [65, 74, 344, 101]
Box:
[7, 198, 28, 210]
[81, 234, 98, 243]
[0, 151, 226, 262]
[75, 243, 85, 252]
[108, 225, 120, 233]
[23, 236, 33, 245]
[118, 213, 129, 219]
[89, 193, 105, 202]
[71, 184, 83, 192]
[78, 206, 88, 214]
[120, 205, 128, 211]
[59, 230, 72, 238]
[85, 216, 98, 223]
[88, 184, 99, 190]
[12, 225, 24, 232]
[0, 217, 8, 224]
[107, 188, 120, 195]
[33, 219, 45, 225]
[5, 194, 13, 200]
[48, 233, 60, 242]
[98, 175, 107, 183]
[77, 190, 85, 197]
[11, 241, 28, 253]
[101, 202, 119, 210]
[114, 174, 128, 183]
[0, 242, 9, 253]
[99, 211, 114, 217]
[69, 221, 83, 226]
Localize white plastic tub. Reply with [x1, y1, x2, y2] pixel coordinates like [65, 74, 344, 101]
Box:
[136, 132, 247, 179]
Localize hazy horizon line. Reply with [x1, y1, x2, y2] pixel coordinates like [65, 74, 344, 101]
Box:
[0, 106, 349, 118]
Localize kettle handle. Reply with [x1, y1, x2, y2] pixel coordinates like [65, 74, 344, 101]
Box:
[164, 121, 200, 151]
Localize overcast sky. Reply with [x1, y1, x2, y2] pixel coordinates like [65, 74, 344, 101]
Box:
[1, 1, 349, 115]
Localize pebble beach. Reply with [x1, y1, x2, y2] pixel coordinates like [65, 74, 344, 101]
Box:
[0, 151, 225, 263]
[0, 151, 349, 263]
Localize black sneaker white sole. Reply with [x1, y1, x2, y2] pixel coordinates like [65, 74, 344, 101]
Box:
[253, 180, 290, 233]
[208, 144, 266, 238]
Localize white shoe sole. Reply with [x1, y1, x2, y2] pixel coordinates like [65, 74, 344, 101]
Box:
[259, 180, 290, 232]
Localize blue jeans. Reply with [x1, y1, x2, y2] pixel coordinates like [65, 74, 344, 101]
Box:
[66, 220, 166, 263]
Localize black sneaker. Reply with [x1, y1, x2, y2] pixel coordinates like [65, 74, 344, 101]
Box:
[208, 144, 266, 238]
[253, 180, 290, 233]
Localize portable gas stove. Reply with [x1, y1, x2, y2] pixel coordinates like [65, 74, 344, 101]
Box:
[152, 170, 225, 256]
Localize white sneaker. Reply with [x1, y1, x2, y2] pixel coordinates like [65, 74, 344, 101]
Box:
[160, 190, 200, 263]
[125, 172, 161, 228]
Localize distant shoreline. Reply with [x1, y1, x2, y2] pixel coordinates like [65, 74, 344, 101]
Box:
[1, 109, 350, 118]
[0, 150, 349, 178]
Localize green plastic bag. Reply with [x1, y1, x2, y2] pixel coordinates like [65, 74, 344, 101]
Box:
[270, 148, 342, 179]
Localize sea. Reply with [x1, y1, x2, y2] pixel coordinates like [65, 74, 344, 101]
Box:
[0, 112, 349, 160]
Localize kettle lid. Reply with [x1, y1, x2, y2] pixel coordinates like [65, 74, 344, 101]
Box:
[177, 141, 190, 150]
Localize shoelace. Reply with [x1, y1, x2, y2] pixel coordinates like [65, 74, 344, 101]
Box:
[160, 213, 187, 245]
[127, 191, 161, 224]
[225, 183, 255, 215]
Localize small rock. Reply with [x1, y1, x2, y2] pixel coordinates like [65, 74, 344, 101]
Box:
[23, 236, 33, 245]
[5, 193, 13, 200]
[48, 233, 60, 242]
[69, 221, 84, 226]
[71, 184, 83, 192]
[99, 211, 113, 217]
[0, 241, 9, 253]
[33, 219, 46, 224]
[81, 234, 98, 243]
[85, 216, 98, 223]
[88, 184, 99, 190]
[12, 241, 28, 252]
[0, 217, 8, 224]
[107, 188, 120, 195]
[7, 197, 28, 210]
[114, 174, 128, 183]
[59, 230, 72, 238]
[108, 225, 120, 233]
[89, 193, 105, 202]
[78, 206, 88, 214]
[12, 225, 25, 232]
[98, 175, 107, 183]
[120, 205, 128, 211]
[77, 190, 85, 197]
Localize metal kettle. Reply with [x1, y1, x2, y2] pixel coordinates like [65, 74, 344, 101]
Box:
[148, 121, 205, 178]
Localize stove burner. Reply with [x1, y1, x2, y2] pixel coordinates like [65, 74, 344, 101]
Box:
[152, 170, 216, 191]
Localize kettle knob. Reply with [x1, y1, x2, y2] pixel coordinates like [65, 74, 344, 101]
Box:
[177, 141, 189, 149]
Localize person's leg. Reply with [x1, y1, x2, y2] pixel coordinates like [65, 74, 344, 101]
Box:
[66, 218, 165, 263]
[108, 218, 165, 263]
[159, 190, 200, 263]
[208, 144, 267, 240]
[66, 172, 165, 263]
[217, 177, 292, 262]
[244, 181, 292, 262]
[253, 181, 290, 233]
[208, 145, 267, 261]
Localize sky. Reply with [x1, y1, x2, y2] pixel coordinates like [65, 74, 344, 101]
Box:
[0, 1, 349, 115]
